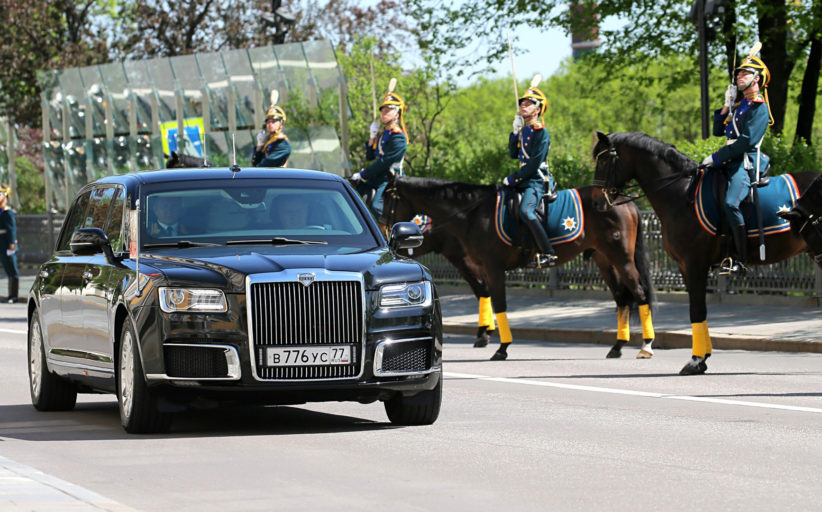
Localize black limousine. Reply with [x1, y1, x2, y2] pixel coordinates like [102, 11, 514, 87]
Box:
[27, 167, 442, 433]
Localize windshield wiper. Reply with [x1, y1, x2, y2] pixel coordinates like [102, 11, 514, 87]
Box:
[143, 241, 222, 248]
[226, 237, 328, 246]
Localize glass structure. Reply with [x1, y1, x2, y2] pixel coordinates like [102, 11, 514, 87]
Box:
[39, 40, 351, 213]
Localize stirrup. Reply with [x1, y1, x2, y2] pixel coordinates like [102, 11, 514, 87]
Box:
[719, 257, 747, 276]
[527, 253, 558, 269]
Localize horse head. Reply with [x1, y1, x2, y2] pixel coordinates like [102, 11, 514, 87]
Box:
[591, 131, 624, 211]
[380, 172, 414, 228]
[777, 174, 822, 263]
[164, 152, 179, 169]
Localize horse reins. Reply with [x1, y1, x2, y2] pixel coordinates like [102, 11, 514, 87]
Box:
[593, 146, 691, 207]
[795, 206, 822, 263]
[381, 181, 493, 234]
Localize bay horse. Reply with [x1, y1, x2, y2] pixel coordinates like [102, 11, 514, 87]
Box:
[165, 151, 209, 168]
[778, 174, 822, 264]
[592, 131, 822, 375]
[381, 174, 657, 361]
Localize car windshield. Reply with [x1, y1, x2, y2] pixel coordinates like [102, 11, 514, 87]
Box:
[140, 179, 379, 250]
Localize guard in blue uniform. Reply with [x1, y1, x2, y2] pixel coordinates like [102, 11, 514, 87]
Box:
[350, 89, 407, 220]
[252, 105, 291, 168]
[0, 183, 19, 303]
[504, 86, 556, 268]
[701, 55, 773, 274]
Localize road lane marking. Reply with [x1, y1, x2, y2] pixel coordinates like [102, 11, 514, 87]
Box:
[0, 328, 25, 335]
[445, 371, 822, 414]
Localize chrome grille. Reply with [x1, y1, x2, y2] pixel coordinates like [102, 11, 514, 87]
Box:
[249, 280, 363, 380]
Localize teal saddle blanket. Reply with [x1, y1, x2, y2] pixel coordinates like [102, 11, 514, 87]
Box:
[693, 169, 800, 236]
[494, 187, 584, 246]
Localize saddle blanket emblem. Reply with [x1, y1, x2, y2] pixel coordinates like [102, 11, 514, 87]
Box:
[494, 188, 584, 247]
[410, 214, 433, 233]
[693, 168, 799, 237]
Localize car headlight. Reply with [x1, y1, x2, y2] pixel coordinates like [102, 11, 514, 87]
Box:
[159, 287, 227, 313]
[379, 281, 432, 308]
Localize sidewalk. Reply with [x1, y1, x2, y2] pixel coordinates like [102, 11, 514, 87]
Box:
[437, 286, 822, 353]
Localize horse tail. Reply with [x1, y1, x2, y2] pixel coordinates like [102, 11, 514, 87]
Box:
[632, 209, 657, 312]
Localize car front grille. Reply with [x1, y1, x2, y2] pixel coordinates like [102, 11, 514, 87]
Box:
[249, 279, 363, 380]
[164, 345, 230, 378]
[380, 342, 430, 373]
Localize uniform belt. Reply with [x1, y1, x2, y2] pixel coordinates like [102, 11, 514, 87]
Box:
[725, 138, 737, 145]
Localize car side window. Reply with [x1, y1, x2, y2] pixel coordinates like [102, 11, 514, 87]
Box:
[85, 187, 115, 230]
[104, 187, 125, 251]
[56, 191, 92, 252]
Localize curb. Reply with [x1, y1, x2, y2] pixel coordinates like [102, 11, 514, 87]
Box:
[442, 323, 822, 354]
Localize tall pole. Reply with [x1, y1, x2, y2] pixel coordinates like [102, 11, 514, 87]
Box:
[696, 0, 710, 139]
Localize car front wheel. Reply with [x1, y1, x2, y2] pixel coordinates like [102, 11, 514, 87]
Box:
[28, 310, 77, 411]
[384, 369, 442, 425]
[118, 322, 171, 434]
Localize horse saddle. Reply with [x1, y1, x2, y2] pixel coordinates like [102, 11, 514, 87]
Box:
[495, 186, 584, 247]
[692, 167, 800, 237]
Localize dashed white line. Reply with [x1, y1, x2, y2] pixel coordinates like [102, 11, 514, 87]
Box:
[445, 371, 822, 414]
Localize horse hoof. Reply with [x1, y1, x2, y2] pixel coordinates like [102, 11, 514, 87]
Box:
[606, 348, 622, 359]
[474, 334, 490, 348]
[679, 357, 707, 375]
[490, 350, 508, 361]
[636, 349, 653, 359]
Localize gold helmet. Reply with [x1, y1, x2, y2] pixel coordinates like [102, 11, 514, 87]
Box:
[265, 105, 287, 124]
[379, 92, 406, 115]
[735, 56, 770, 88]
[0, 183, 10, 197]
[518, 87, 548, 116]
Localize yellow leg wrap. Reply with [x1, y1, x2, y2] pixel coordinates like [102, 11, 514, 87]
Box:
[639, 304, 655, 339]
[479, 297, 496, 330]
[691, 321, 710, 357]
[495, 312, 512, 344]
[617, 306, 630, 341]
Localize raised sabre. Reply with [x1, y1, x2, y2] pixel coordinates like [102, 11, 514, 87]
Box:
[507, 30, 519, 110]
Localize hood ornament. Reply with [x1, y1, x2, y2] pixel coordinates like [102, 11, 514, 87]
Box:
[298, 273, 315, 287]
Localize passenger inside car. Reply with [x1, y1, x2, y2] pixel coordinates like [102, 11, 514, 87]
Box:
[272, 195, 310, 230]
[148, 195, 188, 237]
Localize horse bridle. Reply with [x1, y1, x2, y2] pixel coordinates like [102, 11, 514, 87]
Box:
[794, 205, 822, 264]
[381, 180, 493, 233]
[592, 145, 692, 207]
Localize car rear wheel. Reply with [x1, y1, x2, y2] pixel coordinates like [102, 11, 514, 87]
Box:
[384, 369, 442, 425]
[28, 310, 77, 411]
[118, 322, 172, 434]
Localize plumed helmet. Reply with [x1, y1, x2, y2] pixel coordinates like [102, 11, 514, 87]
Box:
[735, 56, 770, 87]
[379, 92, 406, 115]
[519, 87, 548, 116]
[0, 183, 10, 197]
[265, 105, 287, 124]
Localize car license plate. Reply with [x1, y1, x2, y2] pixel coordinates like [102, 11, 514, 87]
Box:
[266, 346, 351, 367]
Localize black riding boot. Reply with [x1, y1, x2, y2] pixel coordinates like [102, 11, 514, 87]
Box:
[524, 218, 557, 268]
[724, 223, 748, 275]
[4, 277, 18, 304]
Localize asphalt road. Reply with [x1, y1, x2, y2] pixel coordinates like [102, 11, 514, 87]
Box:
[2, 303, 822, 511]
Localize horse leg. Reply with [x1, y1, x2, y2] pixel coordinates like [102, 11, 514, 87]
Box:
[591, 257, 631, 359]
[680, 268, 712, 375]
[443, 245, 495, 347]
[637, 304, 655, 358]
[484, 270, 511, 361]
[476, 296, 496, 347]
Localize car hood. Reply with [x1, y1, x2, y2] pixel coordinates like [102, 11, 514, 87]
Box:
[143, 247, 427, 291]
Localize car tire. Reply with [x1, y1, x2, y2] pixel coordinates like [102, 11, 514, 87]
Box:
[384, 369, 442, 425]
[28, 310, 77, 411]
[118, 321, 172, 434]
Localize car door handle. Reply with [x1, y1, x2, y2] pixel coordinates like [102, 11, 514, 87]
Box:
[82, 270, 94, 281]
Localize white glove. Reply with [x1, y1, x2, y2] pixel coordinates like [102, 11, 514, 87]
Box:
[701, 155, 714, 167]
[369, 121, 380, 139]
[724, 84, 737, 108]
[350, 171, 363, 182]
[256, 129, 266, 147]
[503, 176, 510, 186]
[6, 249, 14, 256]
[512, 114, 524, 136]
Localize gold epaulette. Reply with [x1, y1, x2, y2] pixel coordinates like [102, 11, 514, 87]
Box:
[530, 120, 544, 130]
[751, 94, 765, 104]
[389, 126, 403, 134]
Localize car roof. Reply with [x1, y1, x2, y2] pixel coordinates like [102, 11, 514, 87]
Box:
[91, 167, 345, 188]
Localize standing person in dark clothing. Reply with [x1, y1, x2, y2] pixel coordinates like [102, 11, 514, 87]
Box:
[0, 183, 19, 303]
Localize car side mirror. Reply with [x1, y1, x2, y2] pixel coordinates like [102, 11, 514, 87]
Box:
[70, 227, 119, 263]
[388, 222, 423, 252]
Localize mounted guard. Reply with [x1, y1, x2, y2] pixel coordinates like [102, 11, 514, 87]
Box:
[700, 45, 774, 275]
[252, 92, 291, 168]
[351, 79, 408, 220]
[504, 82, 557, 268]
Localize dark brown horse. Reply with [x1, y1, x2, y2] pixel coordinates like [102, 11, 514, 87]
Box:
[778, 174, 822, 264]
[381, 174, 657, 361]
[592, 131, 822, 375]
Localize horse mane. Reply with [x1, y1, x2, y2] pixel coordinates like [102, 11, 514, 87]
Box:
[608, 132, 697, 173]
[398, 176, 495, 203]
